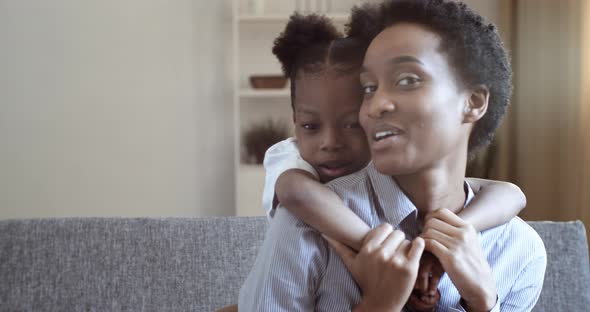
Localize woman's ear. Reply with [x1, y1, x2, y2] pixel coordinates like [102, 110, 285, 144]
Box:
[463, 85, 490, 123]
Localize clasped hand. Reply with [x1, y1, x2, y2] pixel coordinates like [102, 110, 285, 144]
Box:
[327, 208, 498, 312]
[421, 208, 497, 311]
[326, 223, 424, 312]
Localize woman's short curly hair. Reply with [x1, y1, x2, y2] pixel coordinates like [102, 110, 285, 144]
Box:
[273, 13, 366, 110]
[347, 0, 513, 155]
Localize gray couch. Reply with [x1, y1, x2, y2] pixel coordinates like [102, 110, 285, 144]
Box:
[0, 217, 589, 311]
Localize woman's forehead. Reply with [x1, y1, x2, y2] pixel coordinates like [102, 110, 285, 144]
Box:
[363, 23, 443, 69]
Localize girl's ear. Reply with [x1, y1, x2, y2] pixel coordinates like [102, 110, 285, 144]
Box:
[463, 85, 490, 123]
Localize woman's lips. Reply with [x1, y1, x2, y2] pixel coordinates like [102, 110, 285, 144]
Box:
[371, 133, 403, 152]
[370, 125, 405, 152]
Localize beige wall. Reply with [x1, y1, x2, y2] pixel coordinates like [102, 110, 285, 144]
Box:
[0, 0, 506, 219]
[0, 0, 234, 218]
[512, 0, 583, 221]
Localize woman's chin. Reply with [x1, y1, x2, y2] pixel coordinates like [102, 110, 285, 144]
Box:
[373, 157, 411, 176]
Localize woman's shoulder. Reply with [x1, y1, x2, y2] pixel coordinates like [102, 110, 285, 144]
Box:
[482, 216, 546, 259]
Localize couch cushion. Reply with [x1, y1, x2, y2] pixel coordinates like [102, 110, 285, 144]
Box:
[529, 221, 590, 311]
[0, 218, 589, 311]
[0, 217, 267, 311]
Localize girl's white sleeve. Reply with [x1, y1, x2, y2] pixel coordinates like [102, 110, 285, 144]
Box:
[262, 138, 319, 220]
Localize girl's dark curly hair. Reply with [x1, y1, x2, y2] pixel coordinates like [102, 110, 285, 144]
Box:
[346, 0, 513, 156]
[272, 13, 366, 110]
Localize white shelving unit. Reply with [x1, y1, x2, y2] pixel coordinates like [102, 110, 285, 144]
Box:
[239, 88, 290, 99]
[232, 0, 363, 216]
[238, 13, 349, 23]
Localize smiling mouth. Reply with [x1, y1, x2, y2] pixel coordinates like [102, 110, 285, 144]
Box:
[373, 128, 404, 141]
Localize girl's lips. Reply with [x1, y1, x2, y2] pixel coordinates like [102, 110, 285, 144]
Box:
[317, 164, 351, 178]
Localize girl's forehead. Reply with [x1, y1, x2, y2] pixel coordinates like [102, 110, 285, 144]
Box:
[294, 74, 362, 112]
[295, 71, 360, 92]
[296, 67, 360, 80]
[295, 103, 359, 117]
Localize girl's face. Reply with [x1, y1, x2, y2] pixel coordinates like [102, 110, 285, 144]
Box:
[293, 71, 371, 183]
[359, 23, 473, 176]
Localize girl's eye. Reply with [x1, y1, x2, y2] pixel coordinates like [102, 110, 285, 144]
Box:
[397, 75, 421, 87]
[301, 123, 318, 130]
[344, 122, 361, 129]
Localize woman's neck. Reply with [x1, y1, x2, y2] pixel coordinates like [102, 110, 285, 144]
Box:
[394, 153, 468, 223]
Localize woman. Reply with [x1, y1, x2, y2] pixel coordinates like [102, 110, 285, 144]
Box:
[327, 1, 546, 311]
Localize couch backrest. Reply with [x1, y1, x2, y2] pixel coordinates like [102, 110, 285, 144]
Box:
[529, 221, 590, 311]
[0, 217, 267, 312]
[0, 218, 588, 311]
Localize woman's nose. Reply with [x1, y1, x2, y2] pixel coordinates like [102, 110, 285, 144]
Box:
[367, 89, 395, 118]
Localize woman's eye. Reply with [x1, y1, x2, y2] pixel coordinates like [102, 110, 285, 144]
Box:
[362, 85, 377, 96]
[397, 75, 421, 87]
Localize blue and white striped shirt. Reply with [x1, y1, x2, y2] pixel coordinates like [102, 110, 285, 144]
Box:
[238, 163, 547, 311]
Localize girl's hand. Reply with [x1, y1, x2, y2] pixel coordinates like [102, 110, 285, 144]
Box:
[326, 224, 425, 312]
[421, 209, 497, 311]
[406, 252, 444, 312]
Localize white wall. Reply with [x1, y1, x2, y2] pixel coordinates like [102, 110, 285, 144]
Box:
[0, 0, 504, 219]
[0, 0, 234, 218]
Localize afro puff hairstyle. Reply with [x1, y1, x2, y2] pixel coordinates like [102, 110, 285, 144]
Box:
[272, 13, 367, 110]
[346, 0, 513, 156]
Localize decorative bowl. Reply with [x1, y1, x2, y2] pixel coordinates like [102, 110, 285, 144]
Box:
[249, 75, 288, 89]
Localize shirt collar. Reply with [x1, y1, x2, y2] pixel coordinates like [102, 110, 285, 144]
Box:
[366, 163, 416, 227]
[366, 162, 476, 227]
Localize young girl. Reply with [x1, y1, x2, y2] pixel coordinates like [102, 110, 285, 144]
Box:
[228, 13, 525, 312]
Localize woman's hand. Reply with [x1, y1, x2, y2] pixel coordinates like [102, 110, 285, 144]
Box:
[326, 223, 425, 312]
[421, 209, 497, 311]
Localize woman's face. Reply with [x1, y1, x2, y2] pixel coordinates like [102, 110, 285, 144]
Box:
[359, 23, 473, 176]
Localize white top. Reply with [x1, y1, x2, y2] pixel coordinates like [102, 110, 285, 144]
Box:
[262, 137, 319, 219]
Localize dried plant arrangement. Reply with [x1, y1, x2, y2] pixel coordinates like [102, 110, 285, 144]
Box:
[242, 119, 290, 164]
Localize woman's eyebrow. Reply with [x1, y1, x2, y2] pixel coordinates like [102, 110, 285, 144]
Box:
[388, 55, 424, 66]
[361, 55, 424, 74]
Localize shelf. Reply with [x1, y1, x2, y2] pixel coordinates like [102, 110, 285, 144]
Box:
[236, 164, 266, 217]
[239, 89, 290, 99]
[240, 163, 264, 169]
[238, 14, 349, 23]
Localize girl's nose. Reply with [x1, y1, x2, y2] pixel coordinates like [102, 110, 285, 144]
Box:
[320, 127, 344, 152]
